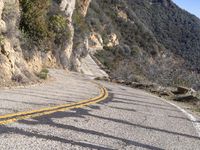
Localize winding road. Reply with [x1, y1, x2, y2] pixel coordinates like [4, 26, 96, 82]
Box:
[0, 69, 200, 149]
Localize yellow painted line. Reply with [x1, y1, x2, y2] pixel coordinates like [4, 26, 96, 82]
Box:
[0, 84, 108, 125]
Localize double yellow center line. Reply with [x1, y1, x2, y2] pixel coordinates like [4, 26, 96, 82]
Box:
[0, 84, 108, 125]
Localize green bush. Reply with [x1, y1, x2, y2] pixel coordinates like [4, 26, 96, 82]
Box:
[19, 0, 52, 43]
[49, 14, 71, 44]
[38, 68, 49, 80]
[41, 68, 49, 74]
[0, 35, 4, 46]
[19, 0, 71, 51]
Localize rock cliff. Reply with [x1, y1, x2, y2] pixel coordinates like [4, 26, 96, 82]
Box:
[0, 0, 91, 86]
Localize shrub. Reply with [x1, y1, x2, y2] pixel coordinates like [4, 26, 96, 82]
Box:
[11, 74, 23, 83]
[38, 68, 49, 80]
[73, 11, 89, 33]
[19, 0, 52, 43]
[0, 35, 4, 46]
[49, 14, 71, 44]
[19, 0, 72, 52]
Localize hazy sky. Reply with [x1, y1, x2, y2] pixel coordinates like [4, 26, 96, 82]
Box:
[173, 0, 200, 18]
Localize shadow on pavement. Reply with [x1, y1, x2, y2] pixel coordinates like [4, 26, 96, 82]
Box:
[0, 88, 199, 149]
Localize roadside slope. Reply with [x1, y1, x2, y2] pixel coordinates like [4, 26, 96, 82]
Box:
[80, 54, 108, 78]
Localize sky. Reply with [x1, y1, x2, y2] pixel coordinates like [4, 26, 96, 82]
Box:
[172, 0, 200, 18]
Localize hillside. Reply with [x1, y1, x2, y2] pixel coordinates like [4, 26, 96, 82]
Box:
[86, 0, 200, 89]
[0, 0, 200, 90]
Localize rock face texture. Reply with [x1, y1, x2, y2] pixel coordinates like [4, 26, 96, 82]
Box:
[77, 0, 91, 16]
[0, 0, 91, 86]
[56, 0, 76, 69]
[0, 0, 33, 85]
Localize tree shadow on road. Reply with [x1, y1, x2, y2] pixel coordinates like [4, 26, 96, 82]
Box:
[0, 88, 199, 149]
[0, 125, 113, 150]
[15, 111, 164, 150]
[0, 91, 164, 150]
[111, 98, 180, 112]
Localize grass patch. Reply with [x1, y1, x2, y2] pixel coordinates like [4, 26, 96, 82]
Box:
[38, 68, 49, 80]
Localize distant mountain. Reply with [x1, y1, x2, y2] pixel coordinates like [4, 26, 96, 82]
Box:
[132, 0, 200, 70]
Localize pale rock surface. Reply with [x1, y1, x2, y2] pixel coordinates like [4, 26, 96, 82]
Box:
[106, 33, 119, 48]
[88, 32, 103, 53]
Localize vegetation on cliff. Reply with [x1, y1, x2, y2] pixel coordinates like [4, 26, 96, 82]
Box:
[87, 0, 200, 89]
[19, 0, 71, 51]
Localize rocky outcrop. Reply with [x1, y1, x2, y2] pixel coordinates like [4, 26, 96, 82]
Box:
[0, 0, 35, 85]
[58, 0, 92, 71]
[88, 32, 103, 52]
[105, 33, 119, 48]
[71, 0, 91, 71]
[77, 0, 91, 16]
[60, 0, 76, 20]
[0, 0, 92, 86]
[58, 0, 76, 69]
[0, 0, 6, 33]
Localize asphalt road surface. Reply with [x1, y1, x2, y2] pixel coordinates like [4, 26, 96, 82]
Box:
[0, 69, 200, 150]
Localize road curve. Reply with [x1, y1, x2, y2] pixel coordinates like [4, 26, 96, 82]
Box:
[0, 69, 200, 149]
